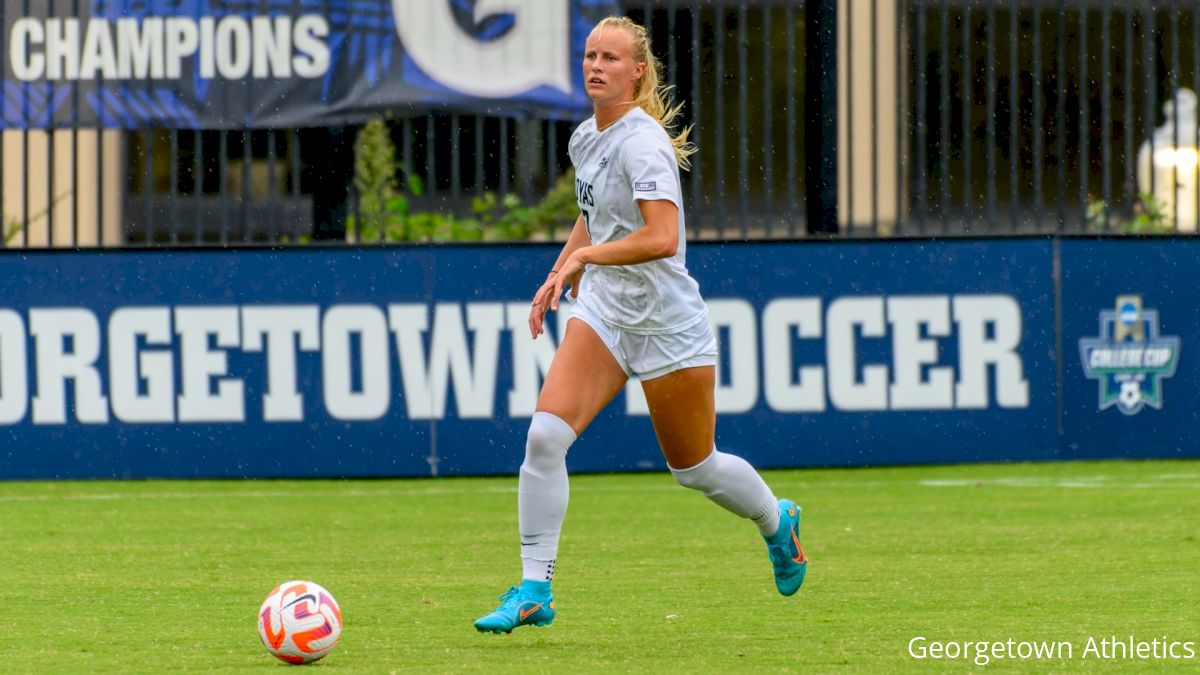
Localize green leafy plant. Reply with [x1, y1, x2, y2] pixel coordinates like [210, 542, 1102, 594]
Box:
[348, 117, 577, 243]
[1086, 192, 1176, 234]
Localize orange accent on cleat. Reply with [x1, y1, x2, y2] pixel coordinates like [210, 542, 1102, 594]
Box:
[791, 528, 807, 563]
[519, 603, 544, 621]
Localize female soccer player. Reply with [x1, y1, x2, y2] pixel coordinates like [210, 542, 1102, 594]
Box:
[474, 16, 806, 634]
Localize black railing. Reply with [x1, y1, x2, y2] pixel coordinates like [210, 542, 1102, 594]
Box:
[893, 2, 1200, 236]
[1, 2, 1197, 248]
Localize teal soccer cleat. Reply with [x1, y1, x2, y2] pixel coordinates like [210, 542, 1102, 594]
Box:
[764, 498, 808, 596]
[473, 582, 556, 634]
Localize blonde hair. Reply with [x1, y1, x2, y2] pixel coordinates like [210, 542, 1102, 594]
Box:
[595, 16, 697, 170]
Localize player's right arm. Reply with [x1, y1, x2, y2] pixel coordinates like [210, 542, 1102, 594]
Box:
[528, 214, 589, 339]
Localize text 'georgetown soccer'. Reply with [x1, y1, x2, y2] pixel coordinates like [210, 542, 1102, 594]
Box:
[0, 294, 1030, 425]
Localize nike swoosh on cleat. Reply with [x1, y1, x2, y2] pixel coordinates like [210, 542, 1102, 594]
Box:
[519, 603, 543, 621]
[790, 528, 807, 564]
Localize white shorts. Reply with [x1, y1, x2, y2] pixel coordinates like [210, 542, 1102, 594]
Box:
[569, 301, 718, 381]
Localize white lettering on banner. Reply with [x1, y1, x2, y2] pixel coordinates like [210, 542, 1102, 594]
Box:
[30, 308, 109, 424]
[389, 305, 430, 419]
[214, 17, 251, 80]
[46, 19, 80, 80]
[625, 377, 648, 415]
[164, 18, 199, 80]
[888, 296, 954, 410]
[117, 18, 164, 79]
[758, 295, 1027, 414]
[710, 299, 759, 413]
[0, 294, 1031, 426]
[506, 303, 557, 418]
[389, 303, 504, 420]
[291, 16, 330, 79]
[391, 0, 571, 97]
[80, 18, 118, 80]
[953, 295, 1030, 408]
[762, 298, 825, 412]
[9, 16, 331, 82]
[175, 307, 244, 422]
[11, 19, 45, 81]
[323, 305, 390, 421]
[0, 310, 29, 424]
[1087, 347, 1173, 369]
[827, 297, 889, 411]
[198, 18, 217, 79]
[434, 303, 504, 418]
[109, 307, 175, 423]
[252, 17, 290, 79]
[242, 306, 320, 422]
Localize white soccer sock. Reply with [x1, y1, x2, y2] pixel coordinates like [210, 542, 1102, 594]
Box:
[518, 412, 577, 583]
[670, 449, 781, 537]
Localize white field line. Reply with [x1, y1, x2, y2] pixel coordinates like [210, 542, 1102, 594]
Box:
[0, 485, 521, 503]
[0, 478, 917, 503]
[919, 477, 1200, 489]
[0, 472, 1195, 503]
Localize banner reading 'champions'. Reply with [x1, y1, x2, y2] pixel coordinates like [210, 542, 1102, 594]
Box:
[1, 0, 618, 129]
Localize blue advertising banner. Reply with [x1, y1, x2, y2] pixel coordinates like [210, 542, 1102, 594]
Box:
[0, 240, 1061, 479]
[1, 0, 618, 129]
[1060, 238, 1199, 460]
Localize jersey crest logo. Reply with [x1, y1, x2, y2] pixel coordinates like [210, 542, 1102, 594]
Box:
[599, 156, 609, 168]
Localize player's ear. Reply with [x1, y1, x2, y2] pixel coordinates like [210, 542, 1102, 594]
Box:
[633, 61, 646, 81]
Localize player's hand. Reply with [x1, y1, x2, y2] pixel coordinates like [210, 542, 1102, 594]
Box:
[550, 251, 586, 312]
[528, 276, 558, 340]
[528, 250, 588, 339]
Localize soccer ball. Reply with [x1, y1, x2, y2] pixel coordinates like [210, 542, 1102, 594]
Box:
[257, 580, 343, 664]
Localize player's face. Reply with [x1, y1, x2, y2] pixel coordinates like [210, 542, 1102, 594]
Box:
[583, 26, 646, 105]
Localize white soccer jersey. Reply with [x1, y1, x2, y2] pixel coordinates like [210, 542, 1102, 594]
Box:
[568, 107, 708, 335]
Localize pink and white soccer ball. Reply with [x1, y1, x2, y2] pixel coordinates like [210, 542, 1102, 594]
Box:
[257, 580, 343, 664]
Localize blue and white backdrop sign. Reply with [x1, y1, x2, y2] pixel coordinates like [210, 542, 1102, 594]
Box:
[1, 239, 1194, 480]
[1, 0, 618, 129]
[0, 240, 1064, 479]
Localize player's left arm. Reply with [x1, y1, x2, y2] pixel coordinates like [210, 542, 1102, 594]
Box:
[549, 199, 678, 310]
[577, 199, 678, 264]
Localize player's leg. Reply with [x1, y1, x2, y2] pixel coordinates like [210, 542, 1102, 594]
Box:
[519, 316, 628, 582]
[641, 365, 807, 596]
[534, 316, 631, 433]
[641, 365, 777, 531]
[475, 317, 629, 633]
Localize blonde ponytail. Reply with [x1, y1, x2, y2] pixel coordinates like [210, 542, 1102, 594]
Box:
[595, 16, 697, 170]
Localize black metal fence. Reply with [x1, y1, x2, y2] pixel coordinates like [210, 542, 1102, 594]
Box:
[1, 1, 1198, 248]
[891, 1, 1200, 236]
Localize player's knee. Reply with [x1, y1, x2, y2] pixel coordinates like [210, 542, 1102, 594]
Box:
[524, 427, 565, 471]
[669, 452, 718, 491]
[523, 412, 576, 473]
[671, 468, 703, 491]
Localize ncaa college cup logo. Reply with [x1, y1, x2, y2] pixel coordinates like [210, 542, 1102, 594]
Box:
[1078, 295, 1181, 415]
[390, 0, 572, 97]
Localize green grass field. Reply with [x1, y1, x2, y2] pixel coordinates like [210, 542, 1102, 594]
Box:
[1, 460, 1197, 673]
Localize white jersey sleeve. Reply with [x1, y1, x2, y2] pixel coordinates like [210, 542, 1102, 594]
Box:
[620, 126, 683, 211]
